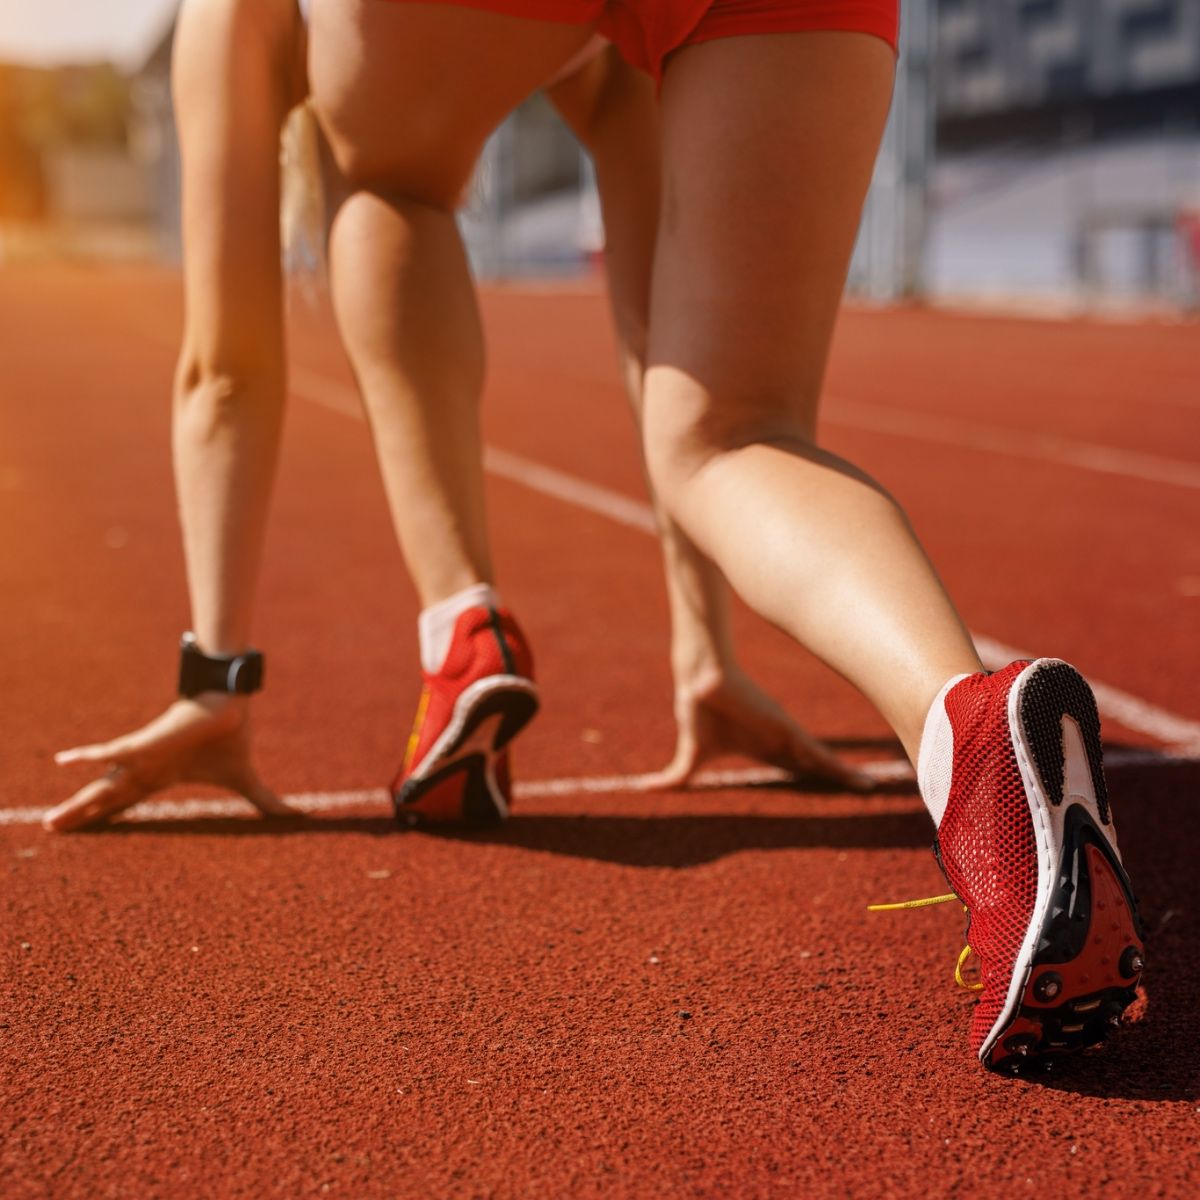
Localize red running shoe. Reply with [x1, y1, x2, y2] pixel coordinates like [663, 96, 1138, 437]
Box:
[923, 659, 1144, 1070]
[392, 606, 538, 826]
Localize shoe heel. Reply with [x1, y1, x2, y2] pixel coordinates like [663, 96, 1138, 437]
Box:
[462, 684, 539, 755]
[394, 683, 539, 828]
[1017, 659, 1110, 826]
[988, 660, 1145, 1069]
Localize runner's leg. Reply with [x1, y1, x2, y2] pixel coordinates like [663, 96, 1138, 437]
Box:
[548, 49, 869, 788]
[642, 33, 982, 762]
[311, 0, 596, 605]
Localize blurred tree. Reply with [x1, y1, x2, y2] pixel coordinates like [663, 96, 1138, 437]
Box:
[15, 63, 132, 150]
[57, 63, 131, 146]
[0, 66, 48, 220]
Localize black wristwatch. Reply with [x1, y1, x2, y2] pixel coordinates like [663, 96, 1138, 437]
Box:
[178, 633, 265, 698]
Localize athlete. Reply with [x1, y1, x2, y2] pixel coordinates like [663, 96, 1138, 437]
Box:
[47, 0, 866, 832]
[307, 0, 1145, 1068]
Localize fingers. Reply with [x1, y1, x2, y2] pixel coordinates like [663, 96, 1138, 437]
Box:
[780, 726, 876, 794]
[638, 761, 695, 792]
[704, 676, 878, 793]
[56, 704, 224, 770]
[53, 704, 296, 826]
[659, 680, 878, 794]
[236, 772, 301, 818]
[54, 737, 137, 768]
[43, 769, 145, 833]
[44, 771, 297, 832]
[55, 721, 179, 769]
[246, 788, 298, 817]
[636, 728, 702, 792]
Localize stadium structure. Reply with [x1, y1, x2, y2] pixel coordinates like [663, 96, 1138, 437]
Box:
[2, 0, 1198, 308]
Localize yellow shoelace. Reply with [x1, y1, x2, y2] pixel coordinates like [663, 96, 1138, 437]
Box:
[867, 893, 984, 992]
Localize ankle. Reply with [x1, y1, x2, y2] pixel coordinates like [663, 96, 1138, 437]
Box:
[418, 582, 500, 673]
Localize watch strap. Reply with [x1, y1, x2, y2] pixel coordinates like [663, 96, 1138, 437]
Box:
[178, 633, 264, 698]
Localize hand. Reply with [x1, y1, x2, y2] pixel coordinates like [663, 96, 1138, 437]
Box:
[46, 696, 294, 832]
[642, 668, 876, 794]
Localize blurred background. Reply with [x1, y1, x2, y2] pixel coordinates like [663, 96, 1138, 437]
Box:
[2, 0, 1199, 312]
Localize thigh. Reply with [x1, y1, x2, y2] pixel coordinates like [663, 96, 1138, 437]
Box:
[310, 0, 598, 206]
[647, 32, 895, 431]
[173, 0, 306, 372]
[546, 46, 660, 393]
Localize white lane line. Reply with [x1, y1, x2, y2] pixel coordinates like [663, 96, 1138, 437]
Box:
[973, 635, 1200, 754]
[291, 365, 1200, 495]
[291, 370, 658, 532]
[289, 367, 362, 419]
[5, 748, 1190, 828]
[286, 367, 1200, 753]
[824, 397, 1200, 492]
[484, 447, 658, 535]
[2, 772, 798, 827]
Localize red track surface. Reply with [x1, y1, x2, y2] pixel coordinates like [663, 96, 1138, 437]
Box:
[2, 265, 1198, 1198]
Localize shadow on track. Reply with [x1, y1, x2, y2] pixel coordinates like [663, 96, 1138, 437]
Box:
[429, 809, 934, 864]
[88, 805, 934, 859]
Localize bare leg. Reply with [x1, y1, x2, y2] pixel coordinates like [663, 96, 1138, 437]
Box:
[174, 0, 306, 653]
[544, 49, 656, 412]
[547, 51, 869, 789]
[643, 34, 982, 763]
[312, 0, 596, 607]
[328, 193, 494, 602]
[48, 0, 306, 830]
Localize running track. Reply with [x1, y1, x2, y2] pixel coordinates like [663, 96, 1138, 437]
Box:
[2, 265, 1198, 1198]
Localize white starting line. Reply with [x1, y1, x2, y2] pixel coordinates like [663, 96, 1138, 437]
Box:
[2, 749, 1189, 829]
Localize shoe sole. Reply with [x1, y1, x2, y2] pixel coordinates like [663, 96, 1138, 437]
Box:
[981, 659, 1145, 1070]
[393, 675, 539, 827]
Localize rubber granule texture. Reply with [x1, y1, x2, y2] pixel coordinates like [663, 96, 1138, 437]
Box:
[2, 267, 1198, 1199]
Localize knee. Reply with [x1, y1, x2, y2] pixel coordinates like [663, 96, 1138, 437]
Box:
[311, 78, 474, 211]
[317, 118, 475, 214]
[642, 371, 819, 496]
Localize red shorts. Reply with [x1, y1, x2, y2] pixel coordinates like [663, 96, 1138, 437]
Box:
[385, 1, 899, 81]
